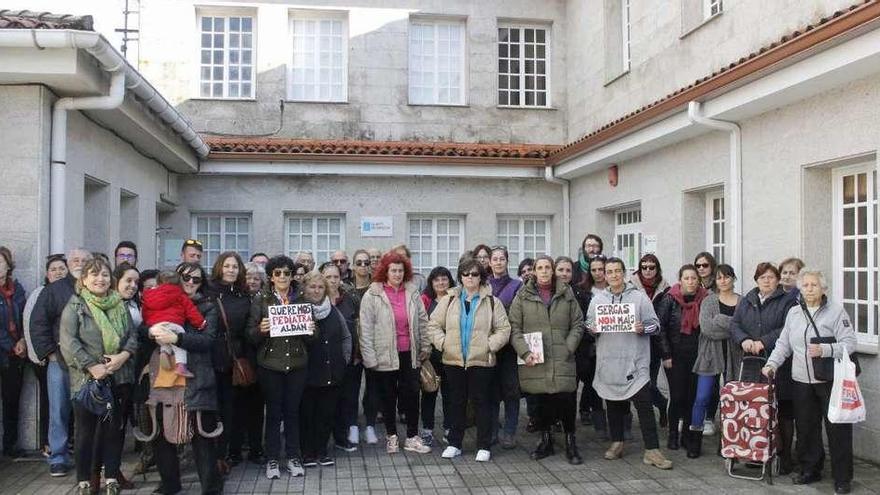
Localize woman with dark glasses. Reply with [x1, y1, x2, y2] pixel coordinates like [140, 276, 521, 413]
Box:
[693, 252, 717, 292]
[247, 256, 315, 480]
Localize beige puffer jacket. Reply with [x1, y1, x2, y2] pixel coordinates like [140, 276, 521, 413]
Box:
[358, 281, 430, 371]
[426, 285, 511, 368]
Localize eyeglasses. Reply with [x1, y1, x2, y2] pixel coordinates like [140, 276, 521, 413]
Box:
[331, 259, 348, 265]
[180, 273, 203, 284]
[183, 239, 203, 247]
[273, 269, 292, 277]
[475, 255, 489, 261]
[461, 272, 481, 278]
[369, 255, 381, 260]
[640, 264, 657, 270]
[354, 260, 370, 267]
[117, 253, 136, 260]
[695, 263, 711, 269]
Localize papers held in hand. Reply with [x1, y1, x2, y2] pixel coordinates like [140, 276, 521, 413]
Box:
[595, 303, 637, 333]
[517, 332, 545, 365]
[268, 304, 313, 337]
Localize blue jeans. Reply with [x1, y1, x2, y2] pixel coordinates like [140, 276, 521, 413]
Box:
[691, 374, 718, 429]
[47, 360, 72, 466]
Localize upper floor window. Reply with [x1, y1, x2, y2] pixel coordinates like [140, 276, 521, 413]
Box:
[289, 12, 348, 102]
[198, 14, 255, 99]
[498, 25, 550, 108]
[409, 19, 466, 105]
[704, 0, 723, 18]
[621, 0, 631, 70]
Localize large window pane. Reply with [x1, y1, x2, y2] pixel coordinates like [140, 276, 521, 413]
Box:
[198, 14, 255, 98]
[291, 16, 347, 102]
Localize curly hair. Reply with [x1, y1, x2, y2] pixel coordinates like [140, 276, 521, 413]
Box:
[372, 251, 413, 284]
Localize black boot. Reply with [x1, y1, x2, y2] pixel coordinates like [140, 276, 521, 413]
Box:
[667, 423, 680, 450]
[564, 433, 582, 465]
[531, 431, 554, 460]
[778, 417, 795, 475]
[686, 429, 702, 458]
[658, 399, 669, 428]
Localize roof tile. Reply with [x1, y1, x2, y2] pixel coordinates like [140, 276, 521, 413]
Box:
[0, 10, 93, 30]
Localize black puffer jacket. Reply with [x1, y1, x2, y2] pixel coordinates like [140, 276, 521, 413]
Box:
[656, 291, 702, 358]
[334, 291, 359, 363]
[29, 275, 76, 364]
[212, 282, 252, 373]
[305, 304, 351, 387]
[730, 286, 796, 394]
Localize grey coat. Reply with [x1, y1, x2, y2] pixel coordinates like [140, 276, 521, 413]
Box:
[586, 283, 660, 401]
[767, 298, 857, 384]
[693, 292, 739, 376]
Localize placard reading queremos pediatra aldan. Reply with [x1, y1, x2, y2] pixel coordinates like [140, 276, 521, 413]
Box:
[595, 303, 637, 333]
[268, 304, 313, 337]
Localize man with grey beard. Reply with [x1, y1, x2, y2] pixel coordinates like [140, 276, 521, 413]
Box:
[29, 248, 93, 478]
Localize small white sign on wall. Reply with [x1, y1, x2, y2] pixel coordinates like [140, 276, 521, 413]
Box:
[643, 235, 657, 254]
[361, 216, 393, 237]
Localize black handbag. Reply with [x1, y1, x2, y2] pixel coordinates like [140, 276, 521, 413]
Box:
[801, 300, 860, 382]
[74, 377, 114, 420]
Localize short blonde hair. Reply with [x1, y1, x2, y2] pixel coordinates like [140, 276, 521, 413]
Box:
[300, 270, 329, 295]
[797, 268, 828, 291]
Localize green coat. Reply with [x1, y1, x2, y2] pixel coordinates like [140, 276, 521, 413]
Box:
[59, 294, 139, 396]
[247, 289, 318, 373]
[509, 279, 584, 394]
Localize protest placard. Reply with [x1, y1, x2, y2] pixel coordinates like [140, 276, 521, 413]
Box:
[595, 303, 637, 333]
[268, 303, 314, 337]
[516, 332, 545, 365]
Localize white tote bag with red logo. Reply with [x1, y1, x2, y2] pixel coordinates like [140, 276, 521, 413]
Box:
[827, 352, 866, 424]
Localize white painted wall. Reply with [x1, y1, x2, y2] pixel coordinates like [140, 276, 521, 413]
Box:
[564, 0, 860, 142]
[138, 0, 568, 144]
[170, 174, 564, 266]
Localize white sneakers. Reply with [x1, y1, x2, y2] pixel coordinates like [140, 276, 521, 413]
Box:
[404, 435, 431, 454]
[441, 446, 462, 459]
[265, 460, 280, 479]
[348, 426, 360, 445]
[286, 458, 304, 477]
[703, 419, 716, 436]
[365, 426, 379, 444]
[386, 434, 400, 454]
[475, 450, 491, 462]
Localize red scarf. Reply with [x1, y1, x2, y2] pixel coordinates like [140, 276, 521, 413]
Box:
[0, 279, 19, 343]
[537, 280, 553, 307]
[668, 284, 707, 335]
[638, 272, 659, 300]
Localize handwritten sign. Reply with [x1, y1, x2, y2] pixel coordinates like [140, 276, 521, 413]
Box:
[516, 332, 545, 365]
[268, 304, 313, 337]
[595, 303, 637, 333]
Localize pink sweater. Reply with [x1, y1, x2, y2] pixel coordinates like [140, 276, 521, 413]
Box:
[383, 284, 411, 352]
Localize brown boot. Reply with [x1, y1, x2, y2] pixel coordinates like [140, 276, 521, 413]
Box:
[604, 441, 624, 460]
[643, 449, 673, 470]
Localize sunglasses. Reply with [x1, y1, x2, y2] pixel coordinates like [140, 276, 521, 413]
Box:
[461, 272, 481, 278]
[180, 273, 203, 284]
[695, 263, 711, 269]
[490, 245, 508, 251]
[354, 260, 370, 266]
[331, 259, 348, 264]
[183, 239, 203, 247]
[273, 269, 292, 277]
[640, 264, 657, 270]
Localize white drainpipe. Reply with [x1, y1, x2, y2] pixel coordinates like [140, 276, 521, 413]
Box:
[50, 71, 126, 253]
[544, 166, 571, 256]
[687, 101, 743, 289]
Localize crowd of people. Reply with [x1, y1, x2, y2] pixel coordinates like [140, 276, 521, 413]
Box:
[0, 235, 858, 494]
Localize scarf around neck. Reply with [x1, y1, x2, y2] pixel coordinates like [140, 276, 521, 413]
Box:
[638, 272, 660, 300]
[311, 295, 332, 320]
[459, 291, 480, 361]
[577, 250, 590, 272]
[79, 289, 129, 354]
[0, 279, 19, 342]
[668, 284, 708, 335]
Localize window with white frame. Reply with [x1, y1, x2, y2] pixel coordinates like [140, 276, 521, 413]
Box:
[408, 215, 465, 275]
[409, 19, 466, 105]
[706, 190, 725, 263]
[622, 0, 631, 70]
[289, 13, 347, 102]
[704, 0, 723, 18]
[497, 25, 549, 107]
[285, 214, 345, 265]
[198, 14, 255, 98]
[833, 164, 878, 346]
[497, 216, 550, 273]
[614, 207, 642, 271]
[191, 214, 251, 267]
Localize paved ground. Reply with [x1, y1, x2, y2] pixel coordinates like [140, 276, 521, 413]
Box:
[2, 412, 879, 495]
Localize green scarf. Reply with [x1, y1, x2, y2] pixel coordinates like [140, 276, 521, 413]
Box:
[79, 289, 129, 354]
[578, 249, 590, 272]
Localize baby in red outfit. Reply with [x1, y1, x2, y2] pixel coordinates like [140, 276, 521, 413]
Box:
[141, 271, 206, 377]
